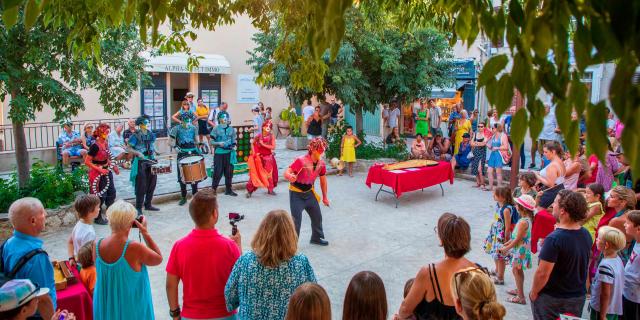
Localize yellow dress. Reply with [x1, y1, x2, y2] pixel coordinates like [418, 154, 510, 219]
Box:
[584, 202, 604, 241]
[341, 136, 356, 163]
[454, 119, 471, 155]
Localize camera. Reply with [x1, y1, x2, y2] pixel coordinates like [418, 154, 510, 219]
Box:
[228, 212, 244, 235]
[131, 215, 144, 228]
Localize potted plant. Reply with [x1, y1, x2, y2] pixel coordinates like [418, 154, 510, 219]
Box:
[283, 108, 308, 150]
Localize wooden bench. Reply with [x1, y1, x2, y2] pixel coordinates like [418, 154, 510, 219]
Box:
[56, 142, 83, 171]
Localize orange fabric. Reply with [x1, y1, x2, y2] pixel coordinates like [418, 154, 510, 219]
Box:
[248, 152, 269, 189]
[80, 265, 96, 297]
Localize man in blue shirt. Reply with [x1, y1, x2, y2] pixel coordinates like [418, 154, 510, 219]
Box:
[1, 198, 55, 319]
[57, 121, 87, 166]
[210, 111, 237, 196]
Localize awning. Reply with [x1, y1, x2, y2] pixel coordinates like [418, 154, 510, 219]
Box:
[429, 86, 458, 99]
[140, 52, 231, 74]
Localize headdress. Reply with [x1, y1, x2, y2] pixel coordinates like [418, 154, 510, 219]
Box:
[135, 115, 150, 126]
[262, 120, 273, 130]
[93, 123, 111, 139]
[307, 137, 328, 154]
[217, 111, 230, 124]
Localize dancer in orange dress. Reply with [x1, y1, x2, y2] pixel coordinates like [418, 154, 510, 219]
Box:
[246, 120, 278, 197]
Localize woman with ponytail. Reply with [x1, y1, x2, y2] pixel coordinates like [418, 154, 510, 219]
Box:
[451, 267, 506, 320]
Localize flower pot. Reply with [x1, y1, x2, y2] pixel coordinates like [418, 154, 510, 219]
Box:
[286, 136, 309, 151]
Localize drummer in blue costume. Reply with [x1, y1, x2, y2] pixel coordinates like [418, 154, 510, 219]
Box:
[210, 111, 238, 196]
[127, 115, 159, 216]
[172, 111, 202, 205]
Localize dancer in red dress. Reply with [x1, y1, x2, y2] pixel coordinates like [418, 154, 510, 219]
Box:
[85, 123, 119, 224]
[246, 120, 278, 197]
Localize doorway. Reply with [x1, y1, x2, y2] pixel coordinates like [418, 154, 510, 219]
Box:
[170, 73, 191, 116]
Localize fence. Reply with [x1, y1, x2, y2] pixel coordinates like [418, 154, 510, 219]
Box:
[0, 116, 167, 152]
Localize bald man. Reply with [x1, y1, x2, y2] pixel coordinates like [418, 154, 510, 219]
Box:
[1, 198, 55, 319]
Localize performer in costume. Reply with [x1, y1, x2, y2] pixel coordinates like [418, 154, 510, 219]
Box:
[246, 120, 278, 197]
[210, 111, 238, 196]
[85, 123, 119, 225]
[173, 112, 201, 205]
[284, 137, 330, 246]
[128, 115, 160, 216]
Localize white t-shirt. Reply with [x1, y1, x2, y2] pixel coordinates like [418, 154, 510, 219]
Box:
[302, 106, 315, 121]
[538, 108, 561, 141]
[624, 243, 640, 303]
[71, 221, 96, 257]
[590, 256, 625, 315]
[389, 108, 401, 128]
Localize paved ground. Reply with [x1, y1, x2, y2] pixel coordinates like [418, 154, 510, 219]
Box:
[40, 173, 547, 319]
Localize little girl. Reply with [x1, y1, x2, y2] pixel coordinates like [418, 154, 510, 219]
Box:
[499, 195, 535, 305]
[584, 183, 606, 242]
[590, 226, 626, 320]
[77, 240, 96, 297]
[340, 126, 362, 177]
[484, 186, 518, 285]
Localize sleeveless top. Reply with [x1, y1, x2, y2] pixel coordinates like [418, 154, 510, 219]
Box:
[540, 162, 566, 185]
[94, 239, 155, 320]
[308, 118, 322, 135]
[473, 133, 485, 143]
[414, 264, 461, 320]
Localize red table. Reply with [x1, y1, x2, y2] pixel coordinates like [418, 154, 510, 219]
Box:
[365, 161, 454, 207]
[57, 262, 93, 320]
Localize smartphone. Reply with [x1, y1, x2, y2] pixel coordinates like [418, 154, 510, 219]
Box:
[131, 215, 144, 228]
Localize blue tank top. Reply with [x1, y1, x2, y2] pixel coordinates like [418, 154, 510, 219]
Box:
[93, 239, 155, 320]
[491, 134, 501, 148]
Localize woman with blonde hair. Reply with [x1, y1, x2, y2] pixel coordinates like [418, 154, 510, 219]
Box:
[451, 267, 506, 320]
[225, 210, 317, 320]
[285, 283, 331, 320]
[93, 200, 162, 319]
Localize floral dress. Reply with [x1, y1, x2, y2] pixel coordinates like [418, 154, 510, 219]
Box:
[484, 204, 515, 261]
[510, 217, 532, 270]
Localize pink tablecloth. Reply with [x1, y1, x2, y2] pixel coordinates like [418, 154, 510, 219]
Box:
[56, 262, 93, 320]
[365, 161, 454, 198]
[531, 209, 555, 254]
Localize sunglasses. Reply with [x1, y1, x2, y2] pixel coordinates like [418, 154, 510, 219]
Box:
[18, 283, 40, 306]
[453, 266, 490, 297]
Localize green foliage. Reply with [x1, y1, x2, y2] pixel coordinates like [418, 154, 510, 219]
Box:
[326, 120, 408, 161]
[0, 161, 88, 213]
[279, 108, 305, 137]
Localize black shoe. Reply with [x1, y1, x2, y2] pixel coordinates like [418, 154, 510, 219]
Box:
[179, 197, 187, 206]
[94, 215, 108, 225]
[245, 192, 252, 198]
[225, 190, 238, 197]
[528, 163, 536, 169]
[310, 239, 329, 246]
[268, 190, 277, 196]
[144, 205, 160, 211]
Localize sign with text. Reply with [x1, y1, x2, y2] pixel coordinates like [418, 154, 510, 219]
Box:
[237, 74, 260, 104]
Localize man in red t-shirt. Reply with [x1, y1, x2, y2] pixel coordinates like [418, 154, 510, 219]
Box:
[166, 189, 242, 320]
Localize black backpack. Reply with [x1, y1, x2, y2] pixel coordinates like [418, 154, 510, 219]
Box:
[0, 241, 48, 287]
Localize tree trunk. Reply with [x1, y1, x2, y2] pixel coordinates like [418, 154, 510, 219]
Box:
[355, 107, 364, 134]
[510, 143, 520, 189]
[13, 121, 30, 189]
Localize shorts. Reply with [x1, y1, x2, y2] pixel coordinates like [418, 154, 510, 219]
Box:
[429, 127, 442, 137]
[62, 147, 84, 157]
[198, 119, 210, 135]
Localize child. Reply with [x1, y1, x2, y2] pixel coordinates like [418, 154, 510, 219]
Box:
[483, 186, 518, 285]
[589, 226, 626, 320]
[499, 194, 535, 305]
[623, 210, 640, 318]
[512, 172, 537, 199]
[584, 183, 606, 242]
[0, 279, 52, 320]
[77, 240, 96, 297]
[67, 194, 100, 265]
[339, 126, 362, 177]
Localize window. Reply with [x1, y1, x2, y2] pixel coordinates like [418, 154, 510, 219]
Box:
[201, 89, 219, 108]
[142, 88, 167, 135]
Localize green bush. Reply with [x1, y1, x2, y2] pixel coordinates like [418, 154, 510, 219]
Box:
[326, 120, 409, 160]
[279, 107, 305, 137]
[0, 161, 88, 213]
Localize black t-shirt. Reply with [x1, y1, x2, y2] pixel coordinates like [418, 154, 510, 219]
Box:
[539, 227, 592, 298]
[331, 103, 340, 118]
[308, 119, 322, 135]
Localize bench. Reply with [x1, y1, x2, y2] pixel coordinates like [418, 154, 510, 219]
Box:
[56, 142, 83, 171]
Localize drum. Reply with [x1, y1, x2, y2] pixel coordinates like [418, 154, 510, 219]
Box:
[150, 160, 172, 175]
[179, 155, 207, 184]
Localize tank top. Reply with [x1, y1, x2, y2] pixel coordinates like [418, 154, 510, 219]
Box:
[413, 264, 461, 320]
[474, 133, 485, 143]
[94, 239, 155, 320]
[540, 162, 566, 185]
[308, 118, 322, 135]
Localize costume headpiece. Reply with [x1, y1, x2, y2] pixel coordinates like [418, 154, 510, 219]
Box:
[217, 111, 230, 124]
[262, 120, 273, 130]
[135, 115, 150, 126]
[93, 123, 111, 139]
[307, 137, 328, 154]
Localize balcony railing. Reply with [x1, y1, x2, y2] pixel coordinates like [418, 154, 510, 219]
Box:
[0, 116, 168, 152]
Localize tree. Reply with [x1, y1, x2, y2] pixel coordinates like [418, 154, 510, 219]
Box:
[248, 9, 455, 133]
[0, 18, 145, 188]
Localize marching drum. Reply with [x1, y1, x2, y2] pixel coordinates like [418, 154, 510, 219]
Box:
[179, 156, 207, 184]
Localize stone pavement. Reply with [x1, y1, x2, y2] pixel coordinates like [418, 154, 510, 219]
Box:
[39, 173, 562, 320]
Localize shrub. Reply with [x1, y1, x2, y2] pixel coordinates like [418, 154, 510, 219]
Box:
[0, 161, 88, 213]
[326, 120, 409, 160]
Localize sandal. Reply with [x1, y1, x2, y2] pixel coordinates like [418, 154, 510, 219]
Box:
[507, 289, 519, 296]
[506, 296, 527, 305]
[493, 277, 505, 285]
[489, 269, 497, 276]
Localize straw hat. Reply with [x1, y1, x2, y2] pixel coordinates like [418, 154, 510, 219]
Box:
[515, 194, 536, 212]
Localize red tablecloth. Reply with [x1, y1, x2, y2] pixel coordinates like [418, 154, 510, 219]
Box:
[365, 161, 454, 198]
[531, 209, 555, 254]
[57, 262, 93, 320]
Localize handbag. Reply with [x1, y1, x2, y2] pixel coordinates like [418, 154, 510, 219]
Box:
[467, 151, 474, 160]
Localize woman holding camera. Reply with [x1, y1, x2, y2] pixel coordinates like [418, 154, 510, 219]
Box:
[93, 200, 163, 320]
[225, 210, 317, 320]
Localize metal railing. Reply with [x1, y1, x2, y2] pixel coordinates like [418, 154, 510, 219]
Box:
[0, 116, 168, 152]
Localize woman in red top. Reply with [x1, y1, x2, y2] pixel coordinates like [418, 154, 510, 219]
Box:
[85, 123, 119, 224]
[284, 137, 330, 246]
[246, 120, 278, 197]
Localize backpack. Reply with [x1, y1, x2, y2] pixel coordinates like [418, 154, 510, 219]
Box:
[0, 241, 48, 287]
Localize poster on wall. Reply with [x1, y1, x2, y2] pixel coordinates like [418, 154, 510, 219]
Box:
[237, 74, 260, 104]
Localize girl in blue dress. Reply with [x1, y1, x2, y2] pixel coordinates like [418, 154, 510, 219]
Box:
[487, 123, 508, 190]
